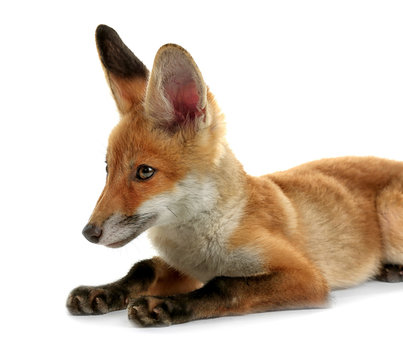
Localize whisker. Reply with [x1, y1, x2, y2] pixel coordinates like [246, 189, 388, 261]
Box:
[167, 207, 178, 218]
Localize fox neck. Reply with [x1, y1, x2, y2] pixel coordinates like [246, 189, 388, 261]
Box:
[147, 143, 251, 281]
[183, 145, 246, 218]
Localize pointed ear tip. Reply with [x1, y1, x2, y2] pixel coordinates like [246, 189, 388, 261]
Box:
[96, 24, 112, 36]
[157, 43, 191, 57]
[155, 44, 200, 71]
[95, 24, 119, 45]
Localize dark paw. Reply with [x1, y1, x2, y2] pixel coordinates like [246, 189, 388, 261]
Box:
[128, 296, 190, 327]
[66, 285, 127, 315]
[376, 264, 403, 283]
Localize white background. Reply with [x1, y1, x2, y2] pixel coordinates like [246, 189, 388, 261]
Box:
[1, 0, 402, 359]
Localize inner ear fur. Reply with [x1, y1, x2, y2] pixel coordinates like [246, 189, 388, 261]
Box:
[95, 25, 149, 113]
[144, 44, 208, 132]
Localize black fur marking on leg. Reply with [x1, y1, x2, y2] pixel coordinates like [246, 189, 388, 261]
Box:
[188, 276, 233, 303]
[376, 264, 403, 283]
[67, 259, 158, 315]
[120, 259, 157, 292]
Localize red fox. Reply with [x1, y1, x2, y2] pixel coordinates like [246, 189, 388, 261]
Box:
[67, 24, 403, 326]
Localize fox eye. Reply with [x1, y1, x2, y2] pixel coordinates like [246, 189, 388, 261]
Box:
[135, 164, 156, 181]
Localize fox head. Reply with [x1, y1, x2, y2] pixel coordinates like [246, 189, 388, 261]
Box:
[82, 25, 227, 247]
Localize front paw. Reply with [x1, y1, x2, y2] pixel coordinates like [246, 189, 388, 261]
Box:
[66, 285, 126, 315]
[128, 296, 190, 327]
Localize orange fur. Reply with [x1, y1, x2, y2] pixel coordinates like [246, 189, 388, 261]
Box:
[68, 25, 403, 326]
[229, 157, 403, 289]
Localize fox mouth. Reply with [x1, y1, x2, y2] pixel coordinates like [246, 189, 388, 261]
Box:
[101, 213, 158, 248]
[106, 239, 133, 248]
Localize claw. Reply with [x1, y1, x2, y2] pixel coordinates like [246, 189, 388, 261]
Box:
[67, 286, 126, 315]
[94, 297, 108, 314]
[152, 307, 162, 315]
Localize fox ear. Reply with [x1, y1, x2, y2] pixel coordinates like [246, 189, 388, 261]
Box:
[95, 25, 149, 113]
[144, 44, 208, 132]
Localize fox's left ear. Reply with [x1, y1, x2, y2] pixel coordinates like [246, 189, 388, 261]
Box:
[144, 44, 208, 132]
[95, 25, 149, 113]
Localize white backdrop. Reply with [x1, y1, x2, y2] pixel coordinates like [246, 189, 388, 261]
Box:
[0, 1, 402, 359]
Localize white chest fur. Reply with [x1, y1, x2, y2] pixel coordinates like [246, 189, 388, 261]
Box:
[144, 174, 262, 282]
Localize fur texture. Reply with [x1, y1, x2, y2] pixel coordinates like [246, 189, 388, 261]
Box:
[67, 25, 403, 326]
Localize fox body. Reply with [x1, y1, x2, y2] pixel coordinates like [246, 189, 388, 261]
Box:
[67, 25, 403, 326]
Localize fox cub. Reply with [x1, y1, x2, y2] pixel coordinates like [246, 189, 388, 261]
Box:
[67, 25, 403, 326]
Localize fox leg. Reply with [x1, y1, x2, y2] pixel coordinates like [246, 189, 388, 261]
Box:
[128, 266, 329, 326]
[66, 257, 202, 315]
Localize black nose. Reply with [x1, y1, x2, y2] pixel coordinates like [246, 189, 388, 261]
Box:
[82, 223, 102, 243]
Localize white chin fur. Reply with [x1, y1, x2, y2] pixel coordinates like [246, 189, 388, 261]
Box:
[98, 213, 156, 247]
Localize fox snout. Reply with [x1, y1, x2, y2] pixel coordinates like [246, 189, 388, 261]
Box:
[82, 212, 159, 248]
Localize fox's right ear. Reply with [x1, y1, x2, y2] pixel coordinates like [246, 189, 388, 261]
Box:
[95, 25, 149, 114]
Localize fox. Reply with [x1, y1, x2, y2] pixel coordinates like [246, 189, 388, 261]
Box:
[67, 24, 403, 326]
